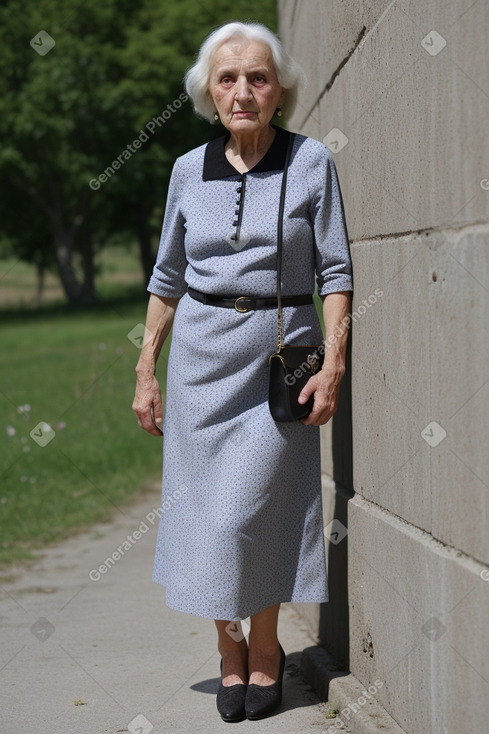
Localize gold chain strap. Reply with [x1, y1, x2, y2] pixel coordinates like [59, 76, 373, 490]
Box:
[277, 305, 283, 351]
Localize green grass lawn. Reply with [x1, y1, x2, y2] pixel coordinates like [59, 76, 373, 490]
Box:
[0, 246, 325, 569]
[0, 296, 169, 567]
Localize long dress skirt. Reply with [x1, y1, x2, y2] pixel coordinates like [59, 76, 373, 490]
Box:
[152, 293, 329, 620]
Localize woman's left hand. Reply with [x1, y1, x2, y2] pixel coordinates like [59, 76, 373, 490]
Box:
[299, 291, 351, 426]
[298, 364, 345, 426]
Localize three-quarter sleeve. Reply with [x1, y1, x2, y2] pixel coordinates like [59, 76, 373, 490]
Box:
[310, 146, 353, 296]
[147, 157, 188, 298]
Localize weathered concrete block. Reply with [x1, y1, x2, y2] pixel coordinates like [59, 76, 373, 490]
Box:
[278, 0, 393, 132]
[351, 227, 489, 562]
[350, 234, 432, 532]
[278, 0, 323, 129]
[320, 421, 333, 479]
[327, 672, 407, 734]
[276, 0, 296, 30]
[315, 0, 489, 239]
[278, 3, 489, 730]
[349, 495, 489, 733]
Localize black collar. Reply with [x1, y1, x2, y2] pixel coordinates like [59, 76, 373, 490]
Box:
[202, 124, 292, 180]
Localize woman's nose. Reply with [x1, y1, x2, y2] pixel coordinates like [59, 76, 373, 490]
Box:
[234, 76, 252, 101]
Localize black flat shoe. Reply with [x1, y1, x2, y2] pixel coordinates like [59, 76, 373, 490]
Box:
[245, 643, 286, 720]
[216, 658, 247, 723]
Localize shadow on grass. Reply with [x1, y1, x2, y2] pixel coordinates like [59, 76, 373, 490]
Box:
[0, 284, 149, 324]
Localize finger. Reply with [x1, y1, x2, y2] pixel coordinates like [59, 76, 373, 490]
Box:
[141, 418, 163, 437]
[152, 393, 164, 428]
[297, 375, 318, 405]
[135, 407, 163, 436]
[300, 396, 336, 426]
[301, 410, 330, 427]
[300, 399, 324, 426]
[150, 408, 163, 434]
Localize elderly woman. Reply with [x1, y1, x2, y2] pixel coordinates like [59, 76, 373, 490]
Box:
[133, 20, 352, 723]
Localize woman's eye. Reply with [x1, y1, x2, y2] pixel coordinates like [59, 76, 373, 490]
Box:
[221, 77, 234, 85]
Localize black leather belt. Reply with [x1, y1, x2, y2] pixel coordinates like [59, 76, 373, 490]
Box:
[187, 286, 313, 313]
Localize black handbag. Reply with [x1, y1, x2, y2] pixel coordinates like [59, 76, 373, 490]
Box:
[268, 133, 324, 422]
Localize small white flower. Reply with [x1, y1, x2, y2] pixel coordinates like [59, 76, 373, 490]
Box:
[6, 426, 16, 436]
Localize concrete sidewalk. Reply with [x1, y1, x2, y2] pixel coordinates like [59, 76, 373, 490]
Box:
[0, 482, 337, 734]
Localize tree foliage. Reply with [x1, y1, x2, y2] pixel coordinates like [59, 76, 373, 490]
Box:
[0, 0, 277, 304]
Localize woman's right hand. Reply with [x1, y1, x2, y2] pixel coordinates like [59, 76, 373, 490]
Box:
[132, 294, 180, 436]
[132, 374, 164, 436]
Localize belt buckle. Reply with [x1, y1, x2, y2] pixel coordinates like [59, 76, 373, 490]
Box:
[234, 296, 252, 313]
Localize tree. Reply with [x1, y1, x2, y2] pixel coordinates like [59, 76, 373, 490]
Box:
[0, 0, 277, 304]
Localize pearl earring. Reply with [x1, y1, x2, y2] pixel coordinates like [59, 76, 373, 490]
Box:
[214, 112, 219, 121]
[276, 108, 283, 117]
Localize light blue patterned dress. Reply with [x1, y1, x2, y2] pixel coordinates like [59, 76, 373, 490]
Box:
[148, 125, 353, 620]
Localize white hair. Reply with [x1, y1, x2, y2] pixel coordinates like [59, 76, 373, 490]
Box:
[184, 21, 306, 124]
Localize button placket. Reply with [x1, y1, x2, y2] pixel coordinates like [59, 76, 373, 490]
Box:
[230, 175, 246, 242]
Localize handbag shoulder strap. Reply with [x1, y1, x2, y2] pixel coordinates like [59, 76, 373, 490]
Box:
[276, 131, 296, 351]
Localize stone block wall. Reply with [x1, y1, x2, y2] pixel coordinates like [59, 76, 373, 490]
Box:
[279, 1, 489, 731]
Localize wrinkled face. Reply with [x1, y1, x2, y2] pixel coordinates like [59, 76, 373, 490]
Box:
[208, 38, 286, 136]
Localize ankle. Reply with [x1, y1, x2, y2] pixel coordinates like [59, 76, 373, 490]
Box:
[218, 638, 248, 659]
[248, 637, 280, 657]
